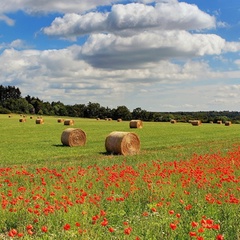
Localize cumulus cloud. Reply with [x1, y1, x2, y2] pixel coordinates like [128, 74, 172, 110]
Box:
[78, 31, 228, 69]
[0, 0, 121, 15]
[43, 2, 216, 39]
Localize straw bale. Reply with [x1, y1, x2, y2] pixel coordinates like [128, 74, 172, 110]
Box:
[36, 119, 44, 124]
[217, 120, 222, 124]
[117, 118, 122, 122]
[170, 119, 177, 124]
[57, 118, 64, 123]
[191, 120, 201, 126]
[19, 118, 26, 122]
[225, 121, 232, 126]
[61, 128, 86, 147]
[129, 120, 143, 129]
[105, 131, 140, 156]
[64, 119, 74, 125]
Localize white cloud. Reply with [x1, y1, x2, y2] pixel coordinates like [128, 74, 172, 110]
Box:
[78, 31, 228, 69]
[43, 2, 216, 39]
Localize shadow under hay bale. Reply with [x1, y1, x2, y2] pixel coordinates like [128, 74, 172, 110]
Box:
[61, 128, 86, 147]
[105, 131, 140, 156]
[36, 119, 44, 124]
[225, 121, 232, 126]
[64, 119, 74, 126]
[129, 120, 143, 129]
[191, 120, 201, 126]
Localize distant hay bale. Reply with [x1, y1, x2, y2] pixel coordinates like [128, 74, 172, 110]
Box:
[225, 121, 232, 126]
[64, 119, 74, 125]
[96, 118, 100, 121]
[36, 118, 44, 124]
[61, 128, 86, 147]
[117, 118, 122, 122]
[108, 118, 112, 121]
[8, 115, 11, 118]
[105, 131, 140, 156]
[19, 118, 26, 123]
[170, 119, 177, 124]
[30, 116, 33, 119]
[57, 118, 64, 123]
[217, 120, 222, 124]
[191, 120, 201, 126]
[129, 120, 143, 129]
[209, 121, 213, 124]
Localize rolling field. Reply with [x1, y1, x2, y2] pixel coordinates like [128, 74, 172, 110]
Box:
[0, 114, 239, 239]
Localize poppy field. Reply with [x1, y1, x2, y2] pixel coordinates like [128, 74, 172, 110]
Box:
[0, 115, 239, 239]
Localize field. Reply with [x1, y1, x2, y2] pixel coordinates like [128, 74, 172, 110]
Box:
[0, 114, 239, 239]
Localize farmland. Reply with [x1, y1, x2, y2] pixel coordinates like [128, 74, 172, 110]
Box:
[0, 114, 239, 239]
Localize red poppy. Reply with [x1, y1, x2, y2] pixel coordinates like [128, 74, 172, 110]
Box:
[41, 226, 48, 233]
[63, 223, 71, 231]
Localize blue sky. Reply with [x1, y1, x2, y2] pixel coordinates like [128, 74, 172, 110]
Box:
[0, 0, 240, 111]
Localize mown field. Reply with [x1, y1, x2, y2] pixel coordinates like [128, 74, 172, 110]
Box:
[0, 114, 239, 239]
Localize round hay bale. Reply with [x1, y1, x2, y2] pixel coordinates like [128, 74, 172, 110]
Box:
[129, 120, 143, 129]
[191, 120, 201, 126]
[117, 118, 122, 122]
[170, 119, 177, 124]
[225, 121, 232, 126]
[217, 120, 222, 124]
[19, 118, 26, 122]
[61, 128, 86, 147]
[36, 119, 44, 124]
[105, 131, 140, 156]
[57, 118, 64, 123]
[64, 119, 74, 125]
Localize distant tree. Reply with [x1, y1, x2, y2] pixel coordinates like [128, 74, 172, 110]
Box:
[114, 105, 132, 120]
[84, 102, 101, 118]
[0, 85, 21, 104]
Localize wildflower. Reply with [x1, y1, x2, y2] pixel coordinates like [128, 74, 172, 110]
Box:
[8, 229, 17, 237]
[169, 210, 174, 215]
[176, 213, 181, 218]
[108, 227, 115, 233]
[191, 221, 198, 227]
[216, 234, 224, 240]
[41, 226, 48, 233]
[75, 222, 81, 227]
[170, 223, 177, 230]
[63, 223, 71, 231]
[101, 218, 108, 227]
[26, 224, 33, 230]
[189, 231, 197, 237]
[124, 227, 132, 235]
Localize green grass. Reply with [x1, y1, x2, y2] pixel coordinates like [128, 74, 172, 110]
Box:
[1, 114, 240, 167]
[0, 114, 239, 239]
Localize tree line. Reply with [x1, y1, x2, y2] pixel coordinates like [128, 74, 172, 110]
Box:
[1, 85, 240, 123]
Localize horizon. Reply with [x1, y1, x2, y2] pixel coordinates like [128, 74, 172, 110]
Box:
[0, 0, 240, 112]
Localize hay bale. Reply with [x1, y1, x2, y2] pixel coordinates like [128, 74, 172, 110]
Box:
[225, 121, 232, 126]
[57, 118, 64, 123]
[61, 128, 86, 147]
[129, 120, 143, 129]
[117, 118, 122, 122]
[217, 120, 222, 124]
[30, 116, 33, 119]
[170, 119, 177, 124]
[36, 119, 44, 124]
[64, 119, 74, 125]
[19, 118, 26, 122]
[191, 120, 201, 126]
[105, 131, 140, 156]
